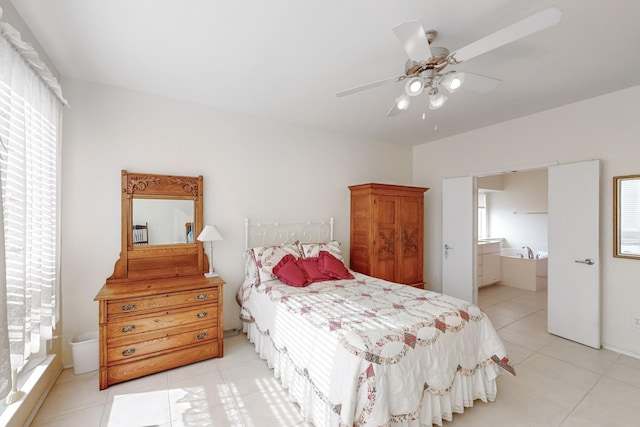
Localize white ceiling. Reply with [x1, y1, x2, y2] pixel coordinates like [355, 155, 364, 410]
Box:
[10, 0, 640, 146]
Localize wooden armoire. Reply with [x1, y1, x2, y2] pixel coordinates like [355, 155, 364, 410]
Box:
[349, 183, 429, 288]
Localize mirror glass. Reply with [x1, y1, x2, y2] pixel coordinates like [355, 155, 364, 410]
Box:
[132, 199, 195, 245]
[614, 175, 640, 258]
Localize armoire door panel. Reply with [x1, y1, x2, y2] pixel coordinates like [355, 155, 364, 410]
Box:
[398, 196, 424, 285]
[401, 226, 420, 256]
[375, 259, 396, 282]
[399, 198, 422, 224]
[399, 256, 419, 283]
[375, 197, 397, 226]
[375, 229, 396, 259]
[373, 195, 398, 279]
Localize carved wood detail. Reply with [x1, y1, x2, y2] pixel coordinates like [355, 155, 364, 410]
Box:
[124, 173, 201, 197]
[127, 176, 161, 194]
[377, 231, 395, 256]
[172, 177, 200, 196]
[402, 228, 419, 255]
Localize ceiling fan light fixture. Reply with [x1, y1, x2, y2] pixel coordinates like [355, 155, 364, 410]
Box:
[395, 94, 411, 110]
[441, 72, 465, 93]
[428, 91, 448, 110]
[405, 77, 424, 96]
[339, 8, 562, 120]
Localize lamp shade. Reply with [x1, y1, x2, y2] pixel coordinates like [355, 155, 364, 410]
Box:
[395, 94, 411, 110]
[441, 72, 465, 93]
[404, 77, 423, 97]
[197, 225, 223, 242]
[428, 91, 448, 110]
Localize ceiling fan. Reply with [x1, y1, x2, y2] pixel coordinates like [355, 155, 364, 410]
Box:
[336, 7, 562, 118]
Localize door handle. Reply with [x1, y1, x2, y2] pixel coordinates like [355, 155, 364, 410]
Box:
[574, 258, 595, 265]
[444, 244, 453, 260]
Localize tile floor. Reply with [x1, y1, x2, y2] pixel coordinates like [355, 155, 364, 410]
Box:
[30, 285, 640, 426]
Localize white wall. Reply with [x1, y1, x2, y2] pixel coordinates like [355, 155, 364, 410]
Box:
[486, 169, 548, 252]
[60, 77, 413, 365]
[413, 85, 640, 357]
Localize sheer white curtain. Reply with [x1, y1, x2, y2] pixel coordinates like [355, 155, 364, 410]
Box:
[0, 7, 66, 402]
[0, 177, 9, 399]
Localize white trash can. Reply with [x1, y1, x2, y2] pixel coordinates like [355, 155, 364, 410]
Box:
[70, 331, 99, 375]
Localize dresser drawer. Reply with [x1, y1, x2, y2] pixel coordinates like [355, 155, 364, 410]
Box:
[108, 326, 217, 363]
[106, 341, 219, 387]
[106, 304, 216, 340]
[106, 288, 217, 317]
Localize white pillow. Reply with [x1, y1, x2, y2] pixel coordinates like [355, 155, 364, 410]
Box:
[250, 243, 302, 284]
[299, 240, 344, 261]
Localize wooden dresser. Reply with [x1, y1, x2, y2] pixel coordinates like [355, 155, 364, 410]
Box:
[349, 183, 429, 288]
[95, 171, 224, 390]
[95, 276, 223, 389]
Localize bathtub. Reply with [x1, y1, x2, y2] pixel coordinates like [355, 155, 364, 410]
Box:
[500, 248, 548, 291]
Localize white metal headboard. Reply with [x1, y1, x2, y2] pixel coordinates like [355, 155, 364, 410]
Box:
[244, 217, 334, 250]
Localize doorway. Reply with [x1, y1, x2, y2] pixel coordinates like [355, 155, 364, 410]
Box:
[477, 169, 548, 292]
[442, 160, 601, 348]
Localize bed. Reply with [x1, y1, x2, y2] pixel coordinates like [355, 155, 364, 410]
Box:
[237, 218, 514, 426]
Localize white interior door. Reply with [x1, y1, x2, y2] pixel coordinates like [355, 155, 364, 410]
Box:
[548, 160, 600, 348]
[442, 176, 477, 303]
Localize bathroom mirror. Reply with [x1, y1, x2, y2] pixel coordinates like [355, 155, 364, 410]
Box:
[614, 174, 640, 259]
[107, 170, 206, 283]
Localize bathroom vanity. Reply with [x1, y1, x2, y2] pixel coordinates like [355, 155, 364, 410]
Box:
[477, 241, 501, 287]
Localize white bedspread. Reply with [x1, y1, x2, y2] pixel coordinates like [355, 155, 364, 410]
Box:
[237, 272, 513, 426]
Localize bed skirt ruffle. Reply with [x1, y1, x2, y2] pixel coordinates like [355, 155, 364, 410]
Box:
[243, 321, 501, 427]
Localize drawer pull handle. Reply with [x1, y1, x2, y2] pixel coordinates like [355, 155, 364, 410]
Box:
[196, 294, 208, 301]
[120, 325, 136, 333]
[196, 332, 208, 340]
[122, 348, 136, 357]
[121, 304, 136, 312]
[196, 312, 208, 319]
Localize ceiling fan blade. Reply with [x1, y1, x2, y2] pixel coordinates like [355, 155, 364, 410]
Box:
[461, 72, 501, 93]
[392, 20, 432, 62]
[336, 75, 404, 97]
[450, 7, 562, 63]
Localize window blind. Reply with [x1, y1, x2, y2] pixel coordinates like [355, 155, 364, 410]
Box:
[0, 78, 58, 359]
[0, 16, 64, 401]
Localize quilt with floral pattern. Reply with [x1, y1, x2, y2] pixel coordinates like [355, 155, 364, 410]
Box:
[238, 272, 514, 426]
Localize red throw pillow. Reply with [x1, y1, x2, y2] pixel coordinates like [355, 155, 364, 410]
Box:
[297, 257, 332, 283]
[318, 251, 354, 279]
[273, 254, 309, 287]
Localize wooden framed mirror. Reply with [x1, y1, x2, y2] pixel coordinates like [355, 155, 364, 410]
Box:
[107, 170, 207, 282]
[614, 174, 640, 259]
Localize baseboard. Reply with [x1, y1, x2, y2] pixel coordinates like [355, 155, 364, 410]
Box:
[602, 344, 640, 360]
[223, 328, 241, 338]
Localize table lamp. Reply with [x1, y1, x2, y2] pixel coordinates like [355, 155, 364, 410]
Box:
[197, 225, 224, 277]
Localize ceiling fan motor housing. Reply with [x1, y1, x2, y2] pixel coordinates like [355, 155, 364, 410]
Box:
[404, 46, 450, 76]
